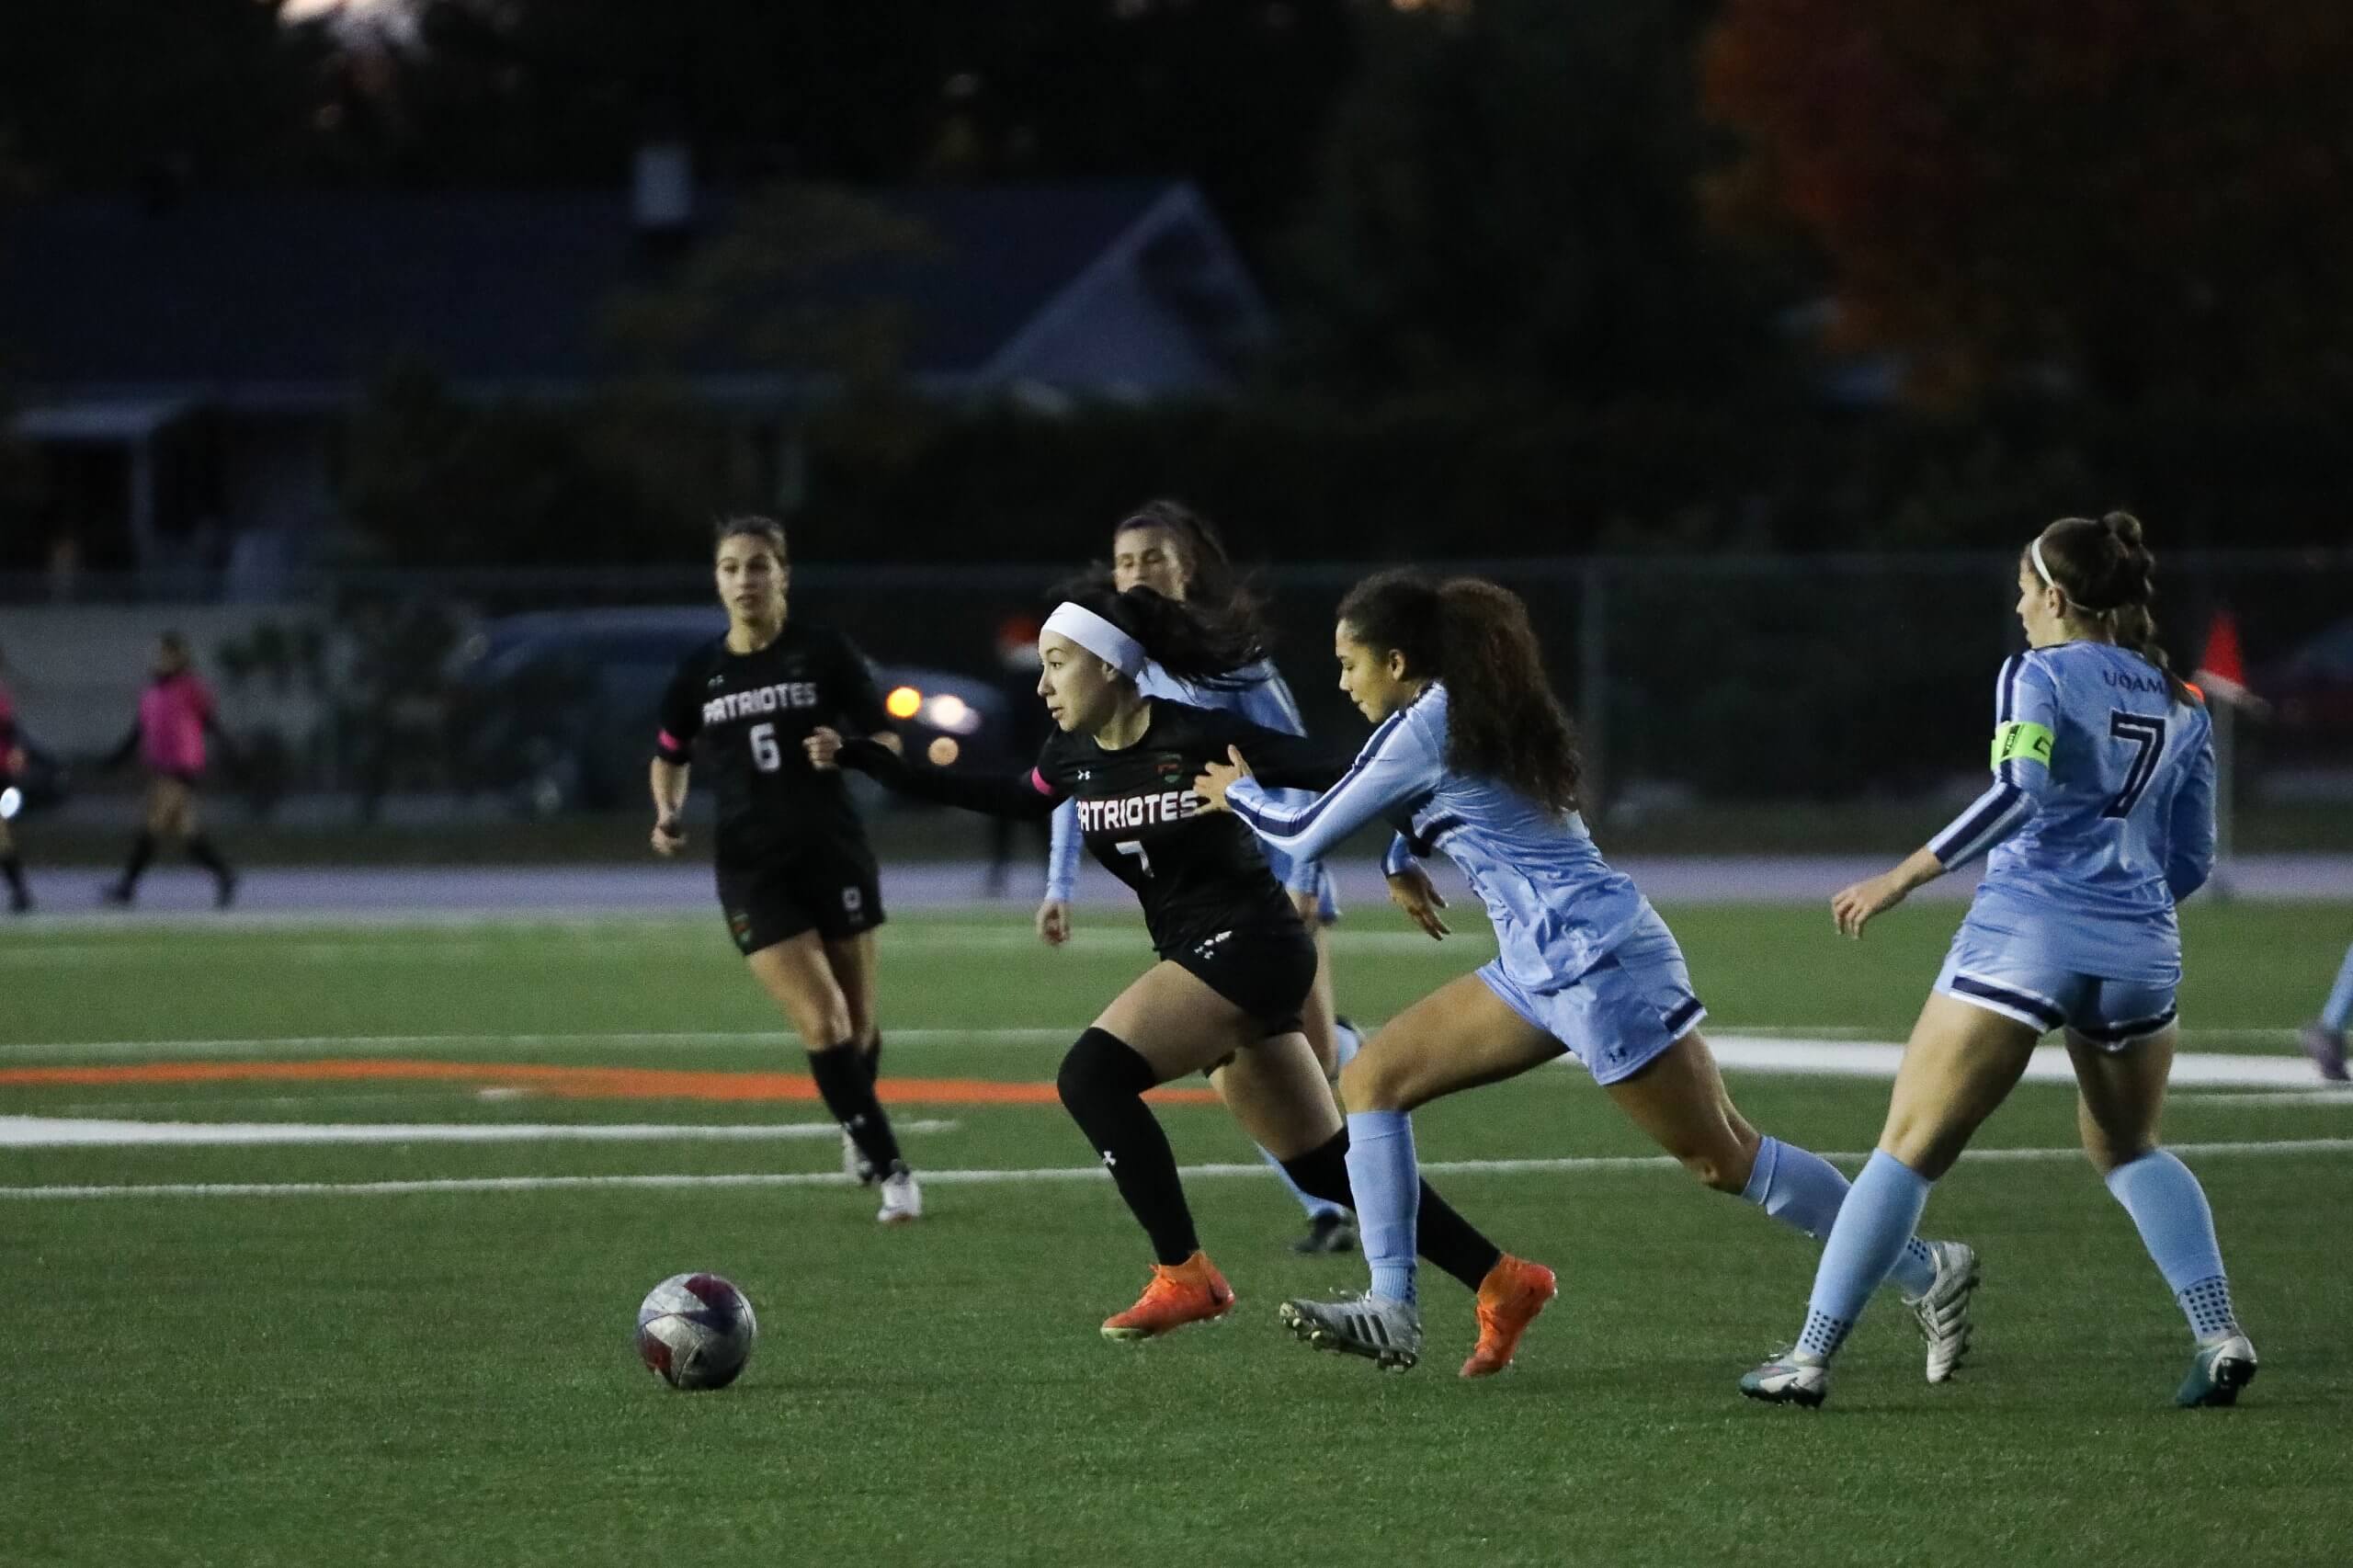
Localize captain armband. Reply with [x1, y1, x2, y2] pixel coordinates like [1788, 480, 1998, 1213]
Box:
[1989, 721, 2053, 770]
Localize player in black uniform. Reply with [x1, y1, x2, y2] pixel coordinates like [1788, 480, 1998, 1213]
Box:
[808, 585, 1535, 1343]
[651, 517, 922, 1223]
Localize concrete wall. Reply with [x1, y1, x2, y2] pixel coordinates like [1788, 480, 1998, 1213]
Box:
[0, 605, 327, 754]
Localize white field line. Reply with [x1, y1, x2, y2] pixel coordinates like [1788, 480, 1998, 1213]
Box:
[1708, 1038, 2324, 1088]
[3, 1136, 2347, 1202]
[52, 1090, 542, 1115]
[2166, 1089, 2353, 1107]
[0, 1117, 959, 1149]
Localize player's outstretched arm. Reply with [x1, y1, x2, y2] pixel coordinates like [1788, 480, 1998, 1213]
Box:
[807, 727, 1063, 820]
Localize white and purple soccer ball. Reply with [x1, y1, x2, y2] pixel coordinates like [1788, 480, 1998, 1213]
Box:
[636, 1273, 757, 1391]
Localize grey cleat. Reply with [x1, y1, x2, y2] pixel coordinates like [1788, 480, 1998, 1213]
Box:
[1279, 1291, 1422, 1372]
[2176, 1332, 2258, 1408]
[1740, 1348, 1831, 1408]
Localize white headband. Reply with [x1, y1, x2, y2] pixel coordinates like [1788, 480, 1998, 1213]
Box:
[1042, 602, 1146, 677]
[2029, 537, 2058, 592]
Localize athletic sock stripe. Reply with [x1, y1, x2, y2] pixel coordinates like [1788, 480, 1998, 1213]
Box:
[1949, 973, 2066, 1031]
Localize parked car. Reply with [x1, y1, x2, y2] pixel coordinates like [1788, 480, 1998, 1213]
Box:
[2256, 614, 2353, 765]
[449, 609, 1013, 814]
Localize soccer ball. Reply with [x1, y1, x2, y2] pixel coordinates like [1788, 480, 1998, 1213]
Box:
[635, 1273, 757, 1391]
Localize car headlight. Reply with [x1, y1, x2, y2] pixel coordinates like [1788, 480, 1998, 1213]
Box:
[920, 693, 982, 734]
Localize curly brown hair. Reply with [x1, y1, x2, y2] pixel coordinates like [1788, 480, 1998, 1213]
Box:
[1336, 569, 1583, 816]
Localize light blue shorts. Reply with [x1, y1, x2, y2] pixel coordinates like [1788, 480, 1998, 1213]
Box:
[1476, 911, 1704, 1085]
[1934, 911, 2178, 1048]
[1265, 844, 1339, 925]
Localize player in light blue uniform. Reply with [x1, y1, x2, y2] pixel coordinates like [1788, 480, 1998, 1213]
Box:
[1038, 504, 1364, 1253]
[1197, 570, 1974, 1378]
[2302, 943, 2353, 1082]
[1743, 513, 2257, 1410]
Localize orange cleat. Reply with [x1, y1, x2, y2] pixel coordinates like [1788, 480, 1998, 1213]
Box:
[1458, 1254, 1557, 1379]
[1099, 1252, 1236, 1341]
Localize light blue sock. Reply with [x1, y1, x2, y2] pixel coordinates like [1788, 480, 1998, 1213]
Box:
[1330, 1018, 1364, 1074]
[1259, 1142, 1345, 1221]
[1797, 1150, 1932, 1358]
[2105, 1149, 2238, 1338]
[1742, 1135, 1937, 1297]
[1344, 1108, 1419, 1305]
[2324, 942, 2353, 1032]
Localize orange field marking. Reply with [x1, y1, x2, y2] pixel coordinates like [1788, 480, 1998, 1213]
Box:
[0, 1059, 1223, 1106]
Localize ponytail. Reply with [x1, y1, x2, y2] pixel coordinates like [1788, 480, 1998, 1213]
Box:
[1051, 579, 1265, 686]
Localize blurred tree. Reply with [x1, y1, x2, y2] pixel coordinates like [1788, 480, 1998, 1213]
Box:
[1703, 1, 2353, 402]
[1283, 0, 1781, 399]
[338, 364, 750, 569]
[0, 0, 338, 188]
[345, 1, 1353, 256]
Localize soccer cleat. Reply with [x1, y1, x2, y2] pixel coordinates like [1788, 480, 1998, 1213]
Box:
[213, 870, 238, 911]
[1740, 1348, 1832, 1407]
[1905, 1240, 1981, 1384]
[1099, 1253, 1234, 1341]
[1459, 1254, 1557, 1379]
[1278, 1291, 1422, 1371]
[875, 1165, 922, 1225]
[6, 889, 29, 915]
[1290, 1210, 1358, 1256]
[2176, 1331, 2258, 1408]
[841, 1128, 878, 1187]
[99, 881, 134, 908]
[2301, 1023, 2349, 1084]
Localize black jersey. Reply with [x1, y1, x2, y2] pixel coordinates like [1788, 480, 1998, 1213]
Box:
[844, 698, 1343, 958]
[655, 621, 891, 865]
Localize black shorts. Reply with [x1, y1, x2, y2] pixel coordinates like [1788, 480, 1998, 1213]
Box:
[714, 842, 884, 956]
[1168, 919, 1317, 1039]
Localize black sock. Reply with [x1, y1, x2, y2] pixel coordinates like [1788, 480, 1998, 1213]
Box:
[1056, 1027, 1198, 1266]
[862, 1031, 883, 1085]
[807, 1040, 904, 1176]
[1415, 1179, 1506, 1292]
[1281, 1129, 1504, 1290]
[1, 854, 25, 899]
[120, 831, 156, 888]
[186, 835, 231, 878]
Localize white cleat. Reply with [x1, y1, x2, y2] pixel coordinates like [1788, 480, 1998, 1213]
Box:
[1906, 1240, 1981, 1384]
[842, 1128, 877, 1187]
[2177, 1331, 2259, 1407]
[1278, 1291, 1422, 1372]
[876, 1166, 922, 1225]
[1739, 1348, 1831, 1407]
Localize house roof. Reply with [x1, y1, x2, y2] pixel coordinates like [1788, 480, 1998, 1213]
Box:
[0, 180, 1266, 413]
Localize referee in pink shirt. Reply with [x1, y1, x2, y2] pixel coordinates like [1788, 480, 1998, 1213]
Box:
[100, 631, 238, 908]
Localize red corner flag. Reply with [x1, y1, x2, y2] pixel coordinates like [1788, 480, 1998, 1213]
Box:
[2193, 608, 2257, 710]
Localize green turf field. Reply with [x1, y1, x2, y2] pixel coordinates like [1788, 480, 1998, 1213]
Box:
[3, 901, 2347, 1567]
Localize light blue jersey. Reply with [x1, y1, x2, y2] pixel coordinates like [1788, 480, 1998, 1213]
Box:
[1227, 684, 1656, 991]
[1047, 659, 1336, 912]
[1225, 684, 1699, 1080]
[1927, 642, 2215, 1038]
